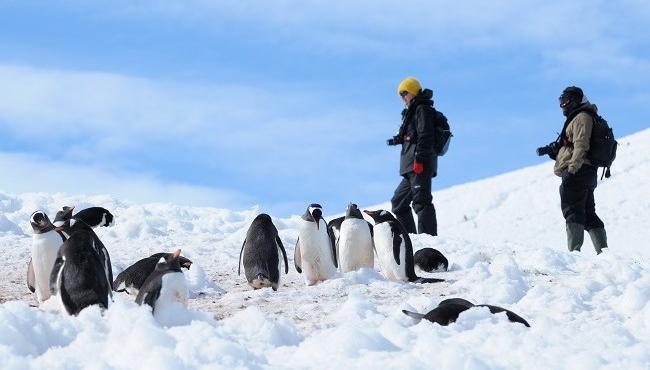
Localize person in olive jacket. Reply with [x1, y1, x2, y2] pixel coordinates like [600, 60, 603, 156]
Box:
[387, 77, 442, 236]
[554, 86, 608, 254]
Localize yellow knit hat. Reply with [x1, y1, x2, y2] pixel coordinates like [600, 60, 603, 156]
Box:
[397, 77, 421, 96]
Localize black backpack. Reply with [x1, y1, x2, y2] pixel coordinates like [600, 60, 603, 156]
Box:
[433, 110, 453, 156]
[587, 113, 617, 179]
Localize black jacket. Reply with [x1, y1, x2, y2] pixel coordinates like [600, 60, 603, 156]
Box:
[398, 89, 438, 177]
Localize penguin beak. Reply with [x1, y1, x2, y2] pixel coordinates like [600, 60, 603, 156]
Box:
[54, 226, 64, 232]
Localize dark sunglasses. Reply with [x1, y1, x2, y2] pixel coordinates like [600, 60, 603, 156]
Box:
[399, 91, 409, 97]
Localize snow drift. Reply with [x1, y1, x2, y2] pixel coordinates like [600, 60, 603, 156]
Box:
[0, 129, 648, 369]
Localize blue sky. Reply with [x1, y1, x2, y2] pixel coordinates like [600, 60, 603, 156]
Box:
[0, 1, 648, 216]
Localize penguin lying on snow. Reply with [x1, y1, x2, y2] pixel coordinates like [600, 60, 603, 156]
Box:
[49, 230, 111, 315]
[403, 297, 530, 327]
[414, 247, 449, 272]
[294, 204, 338, 285]
[114, 253, 193, 295]
[239, 214, 288, 291]
[27, 210, 66, 302]
[54, 206, 114, 292]
[363, 210, 444, 284]
[136, 249, 188, 315]
[334, 203, 375, 273]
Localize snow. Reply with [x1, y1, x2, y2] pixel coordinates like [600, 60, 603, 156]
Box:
[0, 129, 649, 369]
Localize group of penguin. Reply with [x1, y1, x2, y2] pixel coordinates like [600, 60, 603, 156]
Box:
[27, 206, 190, 318]
[27, 202, 529, 327]
[239, 203, 530, 327]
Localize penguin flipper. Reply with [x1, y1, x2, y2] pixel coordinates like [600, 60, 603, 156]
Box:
[294, 238, 302, 274]
[27, 259, 35, 293]
[402, 310, 426, 320]
[276, 236, 289, 274]
[49, 255, 64, 295]
[367, 221, 374, 238]
[327, 226, 338, 268]
[238, 239, 246, 276]
[391, 225, 402, 266]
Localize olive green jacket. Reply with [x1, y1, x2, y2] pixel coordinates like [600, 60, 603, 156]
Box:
[554, 104, 597, 176]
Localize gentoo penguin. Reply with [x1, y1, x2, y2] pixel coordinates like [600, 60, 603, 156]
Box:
[294, 204, 338, 285]
[135, 249, 188, 316]
[414, 248, 449, 272]
[336, 203, 375, 272]
[114, 253, 193, 295]
[49, 230, 110, 315]
[54, 206, 114, 293]
[72, 207, 114, 228]
[363, 210, 443, 284]
[402, 297, 530, 327]
[238, 214, 288, 291]
[28, 211, 66, 302]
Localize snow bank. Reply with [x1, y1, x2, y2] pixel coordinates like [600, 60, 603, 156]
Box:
[0, 129, 648, 369]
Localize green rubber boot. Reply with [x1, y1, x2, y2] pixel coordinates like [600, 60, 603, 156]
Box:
[566, 223, 584, 252]
[588, 227, 608, 255]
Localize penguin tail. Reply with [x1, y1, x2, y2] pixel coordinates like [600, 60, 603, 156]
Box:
[402, 310, 425, 320]
[413, 277, 445, 284]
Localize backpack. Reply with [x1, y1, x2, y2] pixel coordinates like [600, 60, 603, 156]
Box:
[433, 110, 453, 156]
[587, 113, 617, 179]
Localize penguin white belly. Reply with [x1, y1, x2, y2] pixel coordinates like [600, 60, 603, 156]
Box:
[298, 220, 335, 285]
[154, 273, 188, 314]
[31, 232, 62, 302]
[338, 219, 374, 272]
[373, 223, 407, 281]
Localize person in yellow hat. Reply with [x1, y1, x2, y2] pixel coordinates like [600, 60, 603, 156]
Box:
[386, 77, 447, 236]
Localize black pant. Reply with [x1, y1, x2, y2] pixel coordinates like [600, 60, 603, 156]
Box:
[559, 165, 604, 230]
[391, 172, 437, 236]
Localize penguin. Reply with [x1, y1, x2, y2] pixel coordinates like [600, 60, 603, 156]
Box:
[402, 297, 530, 327]
[414, 247, 449, 272]
[54, 206, 114, 293]
[238, 214, 288, 291]
[49, 230, 110, 315]
[72, 207, 114, 228]
[113, 253, 193, 295]
[336, 203, 375, 272]
[135, 249, 188, 317]
[28, 210, 66, 302]
[294, 204, 338, 285]
[363, 209, 444, 284]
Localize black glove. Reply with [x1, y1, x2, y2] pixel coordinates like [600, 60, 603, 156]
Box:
[387, 135, 403, 146]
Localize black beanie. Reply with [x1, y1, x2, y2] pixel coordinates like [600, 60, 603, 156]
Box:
[562, 86, 584, 102]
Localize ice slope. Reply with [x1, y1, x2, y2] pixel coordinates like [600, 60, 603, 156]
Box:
[0, 129, 648, 369]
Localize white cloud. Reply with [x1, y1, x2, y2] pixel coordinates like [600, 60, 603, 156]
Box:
[0, 151, 251, 208]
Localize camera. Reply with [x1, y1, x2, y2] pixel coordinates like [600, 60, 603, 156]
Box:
[536, 141, 559, 157]
[387, 135, 403, 146]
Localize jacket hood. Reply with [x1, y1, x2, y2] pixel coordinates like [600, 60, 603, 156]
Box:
[409, 88, 434, 107]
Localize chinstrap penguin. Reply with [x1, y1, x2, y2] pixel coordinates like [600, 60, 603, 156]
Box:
[28, 210, 66, 302]
[238, 214, 289, 291]
[294, 204, 338, 285]
[135, 249, 188, 317]
[114, 252, 193, 295]
[364, 210, 443, 284]
[49, 230, 111, 315]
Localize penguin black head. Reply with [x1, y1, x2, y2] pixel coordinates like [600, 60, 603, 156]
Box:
[345, 203, 364, 220]
[253, 213, 273, 224]
[363, 209, 396, 224]
[30, 211, 54, 233]
[303, 204, 324, 229]
[155, 249, 183, 273]
[53, 206, 75, 227]
[99, 211, 114, 227]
